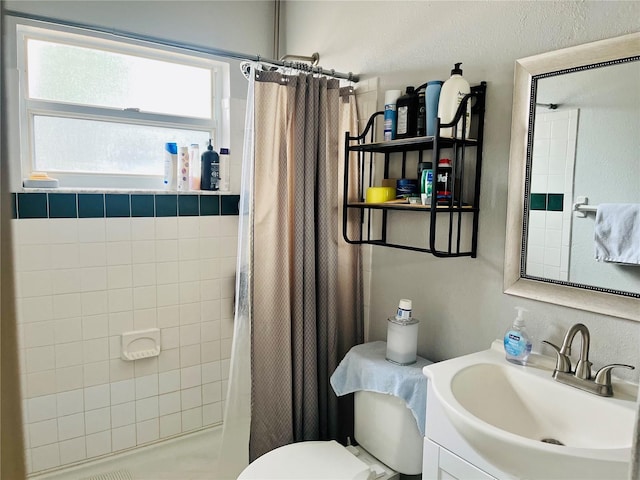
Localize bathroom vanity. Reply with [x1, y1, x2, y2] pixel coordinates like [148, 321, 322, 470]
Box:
[422, 341, 637, 480]
[422, 376, 509, 479]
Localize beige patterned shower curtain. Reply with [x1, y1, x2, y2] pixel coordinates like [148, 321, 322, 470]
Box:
[249, 70, 362, 460]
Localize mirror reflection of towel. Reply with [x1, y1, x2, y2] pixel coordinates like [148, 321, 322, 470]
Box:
[594, 204, 640, 265]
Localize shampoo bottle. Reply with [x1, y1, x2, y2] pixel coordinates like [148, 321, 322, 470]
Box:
[200, 139, 220, 191]
[438, 63, 471, 138]
[383, 90, 401, 141]
[504, 307, 532, 365]
[395, 86, 419, 139]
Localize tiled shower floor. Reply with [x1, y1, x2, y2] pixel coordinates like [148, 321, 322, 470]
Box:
[33, 427, 223, 480]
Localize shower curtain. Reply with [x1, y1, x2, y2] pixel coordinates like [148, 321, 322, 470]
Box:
[217, 66, 362, 478]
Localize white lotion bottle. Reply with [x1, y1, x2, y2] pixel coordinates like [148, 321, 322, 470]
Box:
[177, 146, 190, 191]
[503, 307, 532, 365]
[438, 62, 471, 139]
[163, 142, 178, 190]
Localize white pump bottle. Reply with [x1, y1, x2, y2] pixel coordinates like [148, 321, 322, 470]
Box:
[438, 62, 471, 139]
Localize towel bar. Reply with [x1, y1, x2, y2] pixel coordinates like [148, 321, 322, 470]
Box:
[573, 196, 598, 217]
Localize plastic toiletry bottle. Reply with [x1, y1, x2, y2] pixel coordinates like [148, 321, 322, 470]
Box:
[504, 307, 533, 365]
[189, 143, 201, 190]
[436, 158, 453, 203]
[219, 148, 230, 192]
[177, 146, 190, 191]
[200, 139, 220, 191]
[425, 80, 443, 137]
[395, 86, 418, 139]
[163, 142, 178, 190]
[418, 161, 433, 206]
[383, 90, 401, 141]
[438, 63, 471, 139]
[416, 84, 427, 137]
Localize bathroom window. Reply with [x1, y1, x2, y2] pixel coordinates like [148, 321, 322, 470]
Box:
[17, 24, 225, 189]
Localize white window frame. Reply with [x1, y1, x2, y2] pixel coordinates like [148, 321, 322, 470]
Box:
[16, 23, 226, 190]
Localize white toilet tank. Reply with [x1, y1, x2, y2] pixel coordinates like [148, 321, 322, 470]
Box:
[354, 390, 423, 475]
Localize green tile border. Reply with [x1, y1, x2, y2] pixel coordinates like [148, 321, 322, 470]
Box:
[48, 193, 78, 218]
[78, 194, 105, 218]
[155, 195, 177, 217]
[547, 193, 564, 212]
[530, 192, 564, 212]
[131, 194, 155, 217]
[221, 195, 240, 216]
[12, 192, 233, 219]
[200, 195, 220, 216]
[529, 193, 547, 211]
[17, 193, 48, 219]
[106, 194, 131, 217]
[178, 195, 199, 216]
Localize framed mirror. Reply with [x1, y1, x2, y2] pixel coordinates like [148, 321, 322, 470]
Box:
[504, 32, 640, 321]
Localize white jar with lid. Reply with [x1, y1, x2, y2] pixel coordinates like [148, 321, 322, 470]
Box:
[386, 299, 420, 365]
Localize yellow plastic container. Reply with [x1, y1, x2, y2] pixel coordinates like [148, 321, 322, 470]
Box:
[365, 186, 396, 203]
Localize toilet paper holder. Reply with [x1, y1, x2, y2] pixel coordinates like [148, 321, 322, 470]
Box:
[121, 328, 161, 361]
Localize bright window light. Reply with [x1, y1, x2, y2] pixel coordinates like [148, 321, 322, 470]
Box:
[17, 25, 224, 189]
[33, 116, 211, 175]
[27, 38, 212, 118]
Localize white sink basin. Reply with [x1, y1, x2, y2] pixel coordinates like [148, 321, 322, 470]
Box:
[423, 343, 638, 479]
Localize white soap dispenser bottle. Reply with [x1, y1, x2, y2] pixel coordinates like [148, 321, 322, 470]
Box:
[438, 62, 471, 139]
[504, 307, 533, 365]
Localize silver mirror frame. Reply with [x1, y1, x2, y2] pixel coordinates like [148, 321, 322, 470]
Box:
[504, 32, 640, 321]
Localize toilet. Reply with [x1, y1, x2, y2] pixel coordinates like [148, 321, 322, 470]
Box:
[238, 341, 428, 480]
[238, 390, 423, 479]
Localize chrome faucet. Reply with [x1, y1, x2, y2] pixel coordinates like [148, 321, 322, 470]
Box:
[543, 323, 634, 397]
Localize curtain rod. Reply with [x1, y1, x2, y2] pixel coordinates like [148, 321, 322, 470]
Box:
[5, 9, 359, 82]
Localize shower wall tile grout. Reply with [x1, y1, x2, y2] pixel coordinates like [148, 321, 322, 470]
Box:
[12, 213, 238, 474]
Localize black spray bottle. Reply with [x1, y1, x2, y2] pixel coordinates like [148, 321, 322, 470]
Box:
[200, 139, 220, 191]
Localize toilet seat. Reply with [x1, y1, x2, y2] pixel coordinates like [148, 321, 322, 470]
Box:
[237, 440, 373, 480]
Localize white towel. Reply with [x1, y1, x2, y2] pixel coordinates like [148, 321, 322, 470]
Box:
[330, 341, 432, 436]
[594, 203, 640, 265]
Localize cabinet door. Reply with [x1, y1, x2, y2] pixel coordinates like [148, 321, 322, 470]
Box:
[438, 447, 497, 480]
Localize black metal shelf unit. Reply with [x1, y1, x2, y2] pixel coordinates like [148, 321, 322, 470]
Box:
[342, 82, 486, 257]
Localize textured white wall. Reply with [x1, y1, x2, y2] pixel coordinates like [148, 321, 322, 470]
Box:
[283, 1, 640, 381]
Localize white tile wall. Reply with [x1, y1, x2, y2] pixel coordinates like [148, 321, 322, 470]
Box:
[526, 109, 578, 281]
[13, 214, 238, 474]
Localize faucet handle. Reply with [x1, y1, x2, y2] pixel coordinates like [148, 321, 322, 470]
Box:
[542, 340, 571, 373]
[594, 363, 635, 387]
